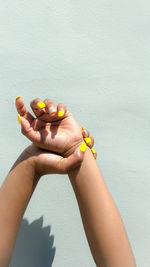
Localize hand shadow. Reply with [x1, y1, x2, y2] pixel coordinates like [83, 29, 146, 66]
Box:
[10, 217, 56, 267]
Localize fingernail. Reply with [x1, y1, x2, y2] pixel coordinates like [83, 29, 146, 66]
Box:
[81, 126, 85, 131]
[37, 102, 46, 109]
[49, 107, 56, 114]
[80, 141, 87, 152]
[58, 109, 64, 117]
[82, 129, 89, 137]
[17, 114, 21, 124]
[84, 137, 91, 144]
[91, 148, 96, 154]
[16, 96, 21, 100]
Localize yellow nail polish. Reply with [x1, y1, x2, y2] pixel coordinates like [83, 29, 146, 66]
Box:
[84, 137, 91, 144]
[37, 102, 46, 109]
[80, 141, 87, 152]
[17, 114, 21, 124]
[91, 148, 96, 154]
[16, 96, 21, 100]
[81, 126, 85, 131]
[58, 110, 64, 117]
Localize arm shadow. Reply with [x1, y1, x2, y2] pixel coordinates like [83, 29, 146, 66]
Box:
[10, 217, 56, 267]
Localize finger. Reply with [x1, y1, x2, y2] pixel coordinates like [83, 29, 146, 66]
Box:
[17, 114, 40, 142]
[33, 99, 64, 122]
[36, 98, 58, 122]
[81, 127, 97, 159]
[91, 148, 97, 159]
[44, 99, 57, 115]
[57, 103, 68, 118]
[33, 101, 70, 122]
[84, 136, 94, 149]
[57, 141, 87, 174]
[15, 96, 34, 124]
[81, 127, 90, 138]
[15, 96, 27, 116]
[30, 98, 46, 117]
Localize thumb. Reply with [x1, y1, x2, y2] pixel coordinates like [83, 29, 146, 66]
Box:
[58, 141, 87, 174]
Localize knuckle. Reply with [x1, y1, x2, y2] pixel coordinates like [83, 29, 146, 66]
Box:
[44, 98, 53, 104]
[77, 154, 83, 163]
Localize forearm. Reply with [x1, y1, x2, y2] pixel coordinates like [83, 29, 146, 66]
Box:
[0, 153, 39, 267]
[68, 147, 136, 267]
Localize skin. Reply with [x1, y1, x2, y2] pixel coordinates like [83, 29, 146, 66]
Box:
[16, 97, 96, 159]
[0, 134, 94, 267]
[68, 148, 137, 267]
[0, 97, 136, 266]
[0, 147, 38, 267]
[16, 97, 136, 266]
[0, 98, 95, 266]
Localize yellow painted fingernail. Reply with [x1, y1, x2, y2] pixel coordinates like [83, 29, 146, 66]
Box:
[81, 126, 85, 131]
[91, 148, 96, 154]
[80, 141, 87, 152]
[37, 102, 46, 109]
[84, 137, 91, 144]
[17, 114, 21, 124]
[58, 110, 64, 117]
[16, 96, 21, 100]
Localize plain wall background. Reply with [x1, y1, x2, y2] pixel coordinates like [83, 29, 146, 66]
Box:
[0, 0, 149, 266]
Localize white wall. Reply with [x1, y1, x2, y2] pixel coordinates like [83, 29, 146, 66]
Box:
[0, 1, 149, 266]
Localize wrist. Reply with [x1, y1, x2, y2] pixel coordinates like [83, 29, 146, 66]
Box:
[22, 153, 42, 180]
[68, 146, 92, 177]
[62, 139, 83, 158]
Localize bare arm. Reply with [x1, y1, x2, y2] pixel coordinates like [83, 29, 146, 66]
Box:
[0, 141, 86, 267]
[68, 147, 136, 267]
[0, 96, 95, 266]
[15, 97, 136, 266]
[0, 153, 38, 267]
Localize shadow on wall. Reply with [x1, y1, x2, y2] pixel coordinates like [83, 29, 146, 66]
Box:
[10, 217, 56, 267]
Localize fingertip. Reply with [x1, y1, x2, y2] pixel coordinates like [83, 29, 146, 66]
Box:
[82, 128, 90, 138]
[84, 136, 94, 150]
[84, 137, 92, 144]
[58, 109, 65, 117]
[15, 96, 22, 107]
[80, 141, 87, 152]
[16, 96, 21, 100]
[49, 106, 57, 114]
[57, 103, 67, 117]
[30, 98, 46, 117]
[37, 102, 46, 109]
[43, 99, 57, 115]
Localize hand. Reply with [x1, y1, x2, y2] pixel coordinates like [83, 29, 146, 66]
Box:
[16, 135, 96, 176]
[15, 97, 97, 158]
